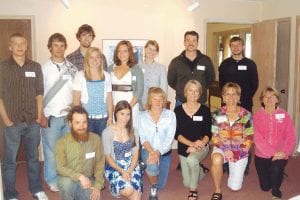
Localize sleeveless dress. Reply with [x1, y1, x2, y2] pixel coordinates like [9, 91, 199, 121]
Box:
[111, 70, 139, 127]
[105, 140, 142, 197]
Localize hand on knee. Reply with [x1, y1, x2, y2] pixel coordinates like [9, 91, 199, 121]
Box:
[120, 187, 134, 197]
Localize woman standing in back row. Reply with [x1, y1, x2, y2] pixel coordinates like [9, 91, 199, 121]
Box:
[138, 40, 167, 110]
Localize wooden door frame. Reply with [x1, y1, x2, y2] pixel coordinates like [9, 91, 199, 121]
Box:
[293, 16, 300, 143]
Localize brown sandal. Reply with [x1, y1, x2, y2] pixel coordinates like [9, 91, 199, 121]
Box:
[211, 193, 222, 200]
[188, 190, 198, 200]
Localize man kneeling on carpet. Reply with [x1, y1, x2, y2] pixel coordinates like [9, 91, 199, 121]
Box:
[55, 106, 104, 200]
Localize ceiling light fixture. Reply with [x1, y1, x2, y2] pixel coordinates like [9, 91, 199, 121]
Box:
[187, 1, 200, 11]
[60, 0, 71, 9]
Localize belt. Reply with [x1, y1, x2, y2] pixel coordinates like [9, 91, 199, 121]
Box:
[112, 84, 133, 92]
[88, 114, 107, 119]
[162, 150, 172, 156]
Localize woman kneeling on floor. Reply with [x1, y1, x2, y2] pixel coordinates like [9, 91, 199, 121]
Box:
[210, 82, 253, 200]
[174, 80, 212, 200]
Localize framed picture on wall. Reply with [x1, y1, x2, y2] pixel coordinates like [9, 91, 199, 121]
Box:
[102, 39, 148, 66]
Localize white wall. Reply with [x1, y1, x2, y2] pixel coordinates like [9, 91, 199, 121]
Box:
[0, 0, 263, 104]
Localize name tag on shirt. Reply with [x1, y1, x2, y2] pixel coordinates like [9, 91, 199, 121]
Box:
[193, 115, 203, 121]
[216, 115, 227, 124]
[25, 71, 36, 77]
[124, 151, 132, 157]
[62, 74, 72, 80]
[238, 65, 247, 70]
[197, 65, 205, 71]
[85, 152, 95, 159]
[275, 113, 285, 120]
[132, 76, 136, 81]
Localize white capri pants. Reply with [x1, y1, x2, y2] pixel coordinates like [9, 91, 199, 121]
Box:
[212, 147, 248, 191]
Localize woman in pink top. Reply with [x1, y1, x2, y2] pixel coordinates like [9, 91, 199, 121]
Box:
[253, 86, 296, 200]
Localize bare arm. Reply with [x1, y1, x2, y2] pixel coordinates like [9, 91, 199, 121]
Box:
[36, 95, 43, 124]
[73, 90, 81, 106]
[106, 92, 113, 125]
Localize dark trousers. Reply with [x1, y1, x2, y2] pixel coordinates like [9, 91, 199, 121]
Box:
[254, 156, 287, 198]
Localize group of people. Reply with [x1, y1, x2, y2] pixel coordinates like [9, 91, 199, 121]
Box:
[0, 25, 297, 200]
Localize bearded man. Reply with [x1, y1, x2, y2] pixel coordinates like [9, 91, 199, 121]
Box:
[55, 106, 104, 200]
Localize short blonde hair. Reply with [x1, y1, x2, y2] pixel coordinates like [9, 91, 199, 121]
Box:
[145, 87, 167, 110]
[183, 80, 202, 99]
[259, 86, 280, 108]
[222, 82, 241, 96]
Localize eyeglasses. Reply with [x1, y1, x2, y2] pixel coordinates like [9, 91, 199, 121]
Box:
[263, 95, 277, 100]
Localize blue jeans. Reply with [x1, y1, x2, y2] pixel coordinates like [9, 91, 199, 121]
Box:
[141, 149, 172, 189]
[2, 122, 42, 199]
[42, 116, 69, 186]
[88, 118, 107, 137]
[58, 176, 95, 200]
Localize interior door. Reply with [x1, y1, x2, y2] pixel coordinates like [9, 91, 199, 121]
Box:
[0, 18, 32, 161]
[251, 19, 277, 112]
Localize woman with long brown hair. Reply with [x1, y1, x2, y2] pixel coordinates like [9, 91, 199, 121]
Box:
[102, 100, 142, 200]
[108, 40, 144, 127]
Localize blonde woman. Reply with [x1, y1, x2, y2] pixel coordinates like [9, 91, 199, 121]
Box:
[72, 47, 113, 136]
[253, 86, 296, 199]
[138, 40, 167, 110]
[210, 82, 253, 200]
[174, 80, 211, 200]
[138, 87, 176, 199]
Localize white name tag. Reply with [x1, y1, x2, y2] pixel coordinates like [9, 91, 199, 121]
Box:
[275, 113, 285, 120]
[132, 76, 136, 81]
[238, 65, 247, 70]
[124, 151, 132, 157]
[193, 115, 203, 121]
[197, 65, 205, 71]
[85, 152, 95, 159]
[216, 115, 227, 124]
[25, 71, 36, 77]
[62, 74, 72, 80]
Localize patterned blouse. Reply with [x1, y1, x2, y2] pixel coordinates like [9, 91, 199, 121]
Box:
[211, 106, 253, 162]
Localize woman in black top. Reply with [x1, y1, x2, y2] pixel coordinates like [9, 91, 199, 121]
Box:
[174, 80, 212, 200]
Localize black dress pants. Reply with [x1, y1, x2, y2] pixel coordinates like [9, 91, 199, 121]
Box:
[254, 156, 288, 198]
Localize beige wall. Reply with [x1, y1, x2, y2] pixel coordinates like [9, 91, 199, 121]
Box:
[0, 0, 262, 104]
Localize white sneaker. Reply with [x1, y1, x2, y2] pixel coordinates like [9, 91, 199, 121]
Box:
[33, 191, 48, 200]
[149, 184, 158, 200]
[48, 183, 60, 192]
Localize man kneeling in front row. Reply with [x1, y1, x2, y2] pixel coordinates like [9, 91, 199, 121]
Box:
[55, 106, 104, 200]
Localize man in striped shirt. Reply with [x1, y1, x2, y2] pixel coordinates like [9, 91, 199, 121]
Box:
[0, 33, 48, 200]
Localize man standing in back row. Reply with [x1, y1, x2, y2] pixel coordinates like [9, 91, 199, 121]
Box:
[168, 31, 215, 107]
[219, 36, 258, 112]
[0, 33, 48, 200]
[66, 24, 107, 71]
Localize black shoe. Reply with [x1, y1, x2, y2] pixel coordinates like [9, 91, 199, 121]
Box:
[223, 163, 229, 174]
[149, 184, 158, 200]
[244, 167, 249, 176]
[176, 163, 181, 170]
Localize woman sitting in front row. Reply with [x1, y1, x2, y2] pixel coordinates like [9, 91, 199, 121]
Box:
[174, 80, 212, 200]
[253, 86, 296, 200]
[138, 87, 176, 200]
[102, 100, 142, 200]
[210, 82, 253, 200]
